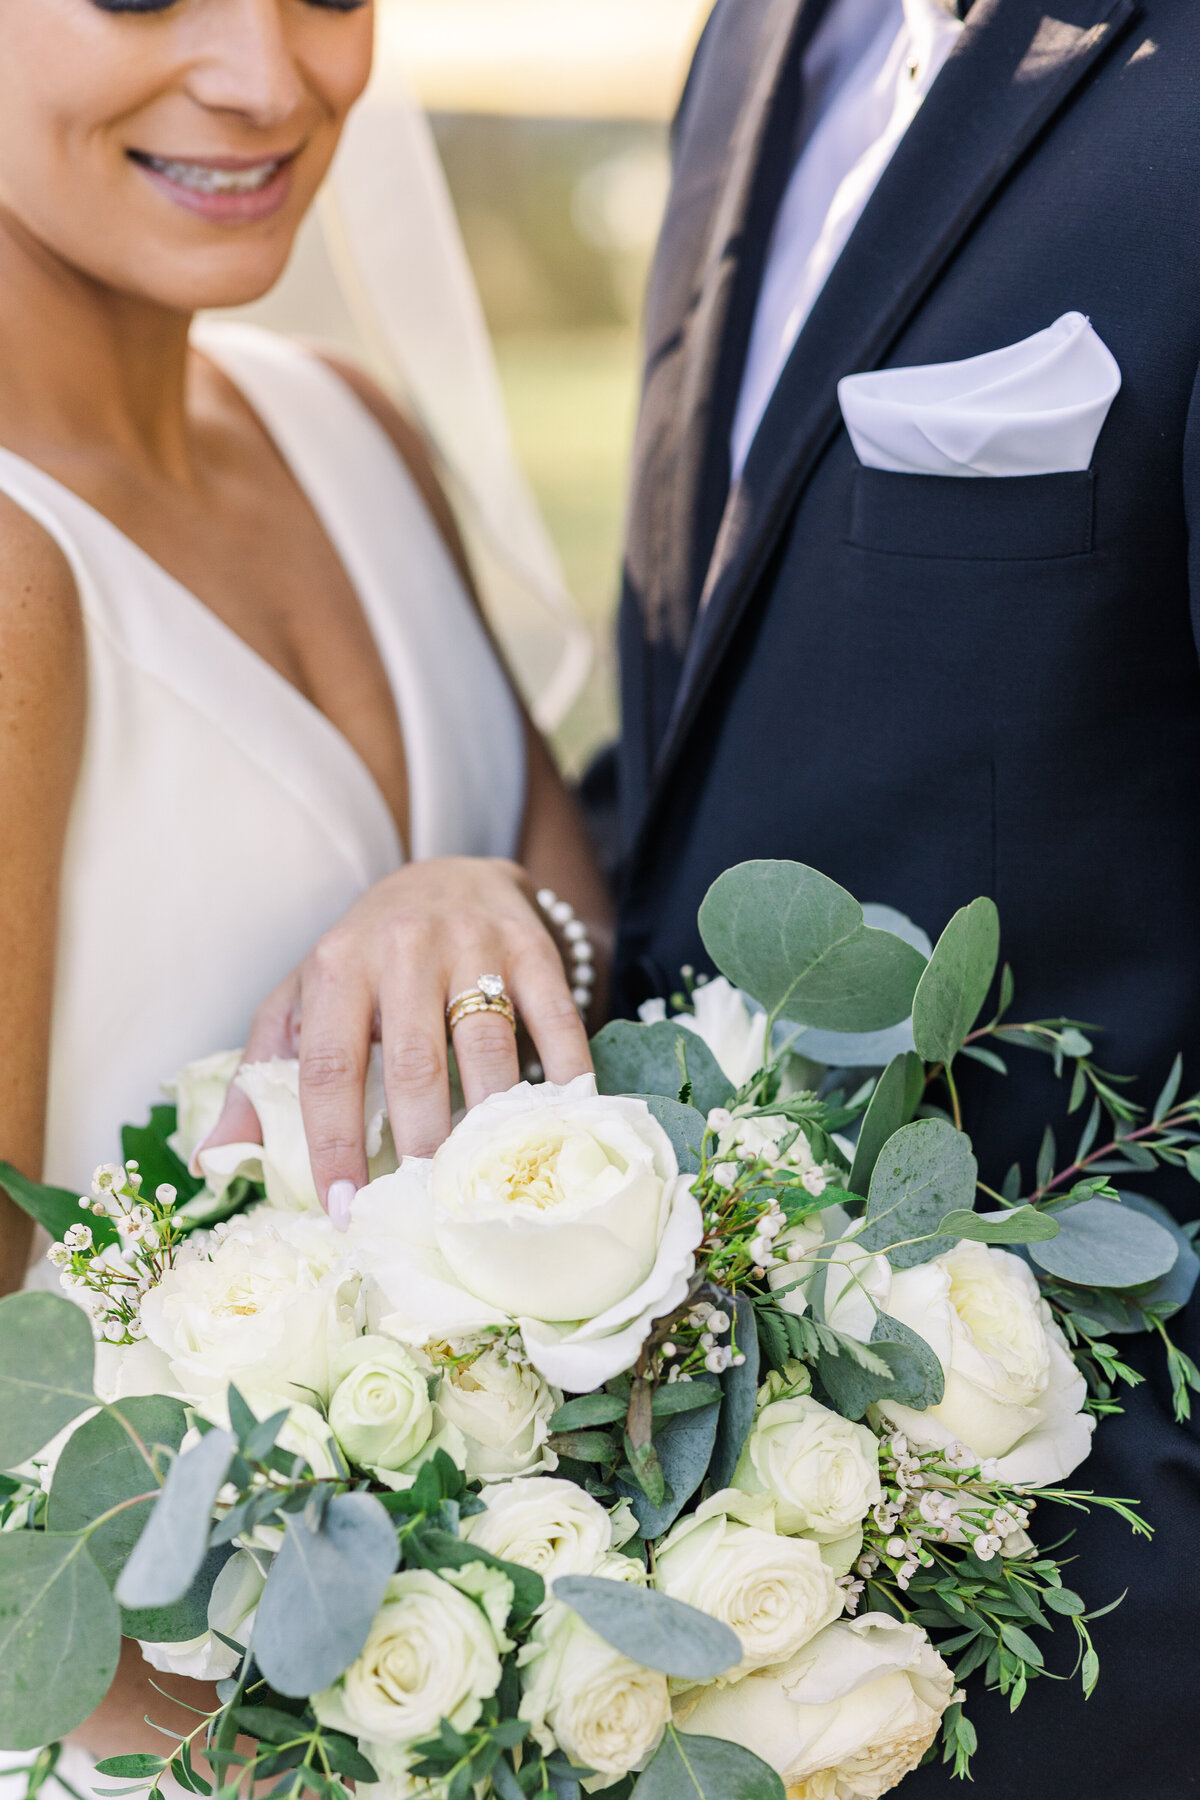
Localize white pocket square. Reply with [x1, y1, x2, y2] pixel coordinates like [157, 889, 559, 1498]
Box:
[837, 311, 1120, 477]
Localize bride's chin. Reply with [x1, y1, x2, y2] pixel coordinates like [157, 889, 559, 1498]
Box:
[108, 230, 305, 314]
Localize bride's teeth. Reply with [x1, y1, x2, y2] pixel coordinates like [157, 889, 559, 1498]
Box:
[144, 156, 282, 196]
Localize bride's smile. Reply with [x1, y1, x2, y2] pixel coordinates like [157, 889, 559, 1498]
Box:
[126, 149, 301, 223]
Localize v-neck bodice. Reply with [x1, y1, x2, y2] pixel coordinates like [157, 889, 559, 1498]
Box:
[0, 322, 525, 1191]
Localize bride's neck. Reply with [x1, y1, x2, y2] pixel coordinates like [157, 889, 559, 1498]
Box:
[0, 209, 196, 478]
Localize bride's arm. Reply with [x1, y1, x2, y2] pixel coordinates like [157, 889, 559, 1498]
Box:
[203, 359, 614, 1199]
[0, 499, 85, 1297]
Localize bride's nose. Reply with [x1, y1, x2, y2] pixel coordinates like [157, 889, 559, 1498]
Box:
[183, 0, 308, 128]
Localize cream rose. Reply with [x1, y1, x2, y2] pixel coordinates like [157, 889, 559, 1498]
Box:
[313, 1568, 503, 1770]
[733, 1394, 881, 1571]
[519, 1597, 670, 1779]
[138, 1547, 265, 1682]
[139, 1210, 362, 1408]
[677, 1614, 957, 1800]
[654, 1494, 842, 1683]
[460, 1476, 627, 1587]
[431, 1343, 560, 1481]
[329, 1337, 434, 1473]
[768, 1205, 858, 1321]
[354, 1077, 703, 1390]
[163, 1048, 243, 1169]
[877, 1241, 1094, 1484]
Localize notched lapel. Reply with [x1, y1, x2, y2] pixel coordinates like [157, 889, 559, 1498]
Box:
[651, 0, 1141, 799]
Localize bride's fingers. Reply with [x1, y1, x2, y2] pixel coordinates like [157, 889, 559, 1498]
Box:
[297, 943, 374, 1224]
[197, 975, 299, 1165]
[380, 967, 452, 1160]
[509, 937, 593, 1084]
[452, 992, 521, 1111]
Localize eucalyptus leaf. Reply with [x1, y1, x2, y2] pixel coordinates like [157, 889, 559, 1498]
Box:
[1028, 1199, 1179, 1288]
[934, 1207, 1059, 1246]
[618, 1390, 721, 1537]
[709, 1295, 759, 1490]
[817, 1316, 942, 1420]
[849, 1053, 924, 1197]
[633, 1731, 785, 1800]
[0, 1291, 97, 1471]
[549, 1394, 627, 1432]
[698, 861, 926, 1033]
[252, 1491, 399, 1695]
[121, 1544, 235, 1644]
[115, 1428, 236, 1610]
[0, 1534, 121, 1748]
[784, 907, 933, 1068]
[47, 1395, 187, 1586]
[0, 1163, 119, 1252]
[911, 898, 1000, 1067]
[858, 1120, 977, 1268]
[640, 1097, 709, 1173]
[552, 1578, 741, 1681]
[1114, 1192, 1200, 1321]
[590, 1021, 733, 1116]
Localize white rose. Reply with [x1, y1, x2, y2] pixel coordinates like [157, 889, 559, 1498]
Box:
[163, 1048, 244, 1168]
[655, 1494, 842, 1683]
[198, 1051, 395, 1213]
[878, 1240, 1094, 1485]
[354, 1077, 703, 1391]
[519, 1600, 670, 1779]
[676, 1613, 957, 1800]
[432, 1343, 561, 1481]
[769, 1205, 856, 1320]
[733, 1395, 880, 1570]
[93, 1336, 177, 1404]
[139, 1209, 362, 1408]
[460, 1476, 623, 1586]
[817, 1221, 894, 1341]
[138, 1548, 265, 1682]
[329, 1337, 434, 1473]
[313, 1569, 503, 1767]
[640, 976, 767, 1088]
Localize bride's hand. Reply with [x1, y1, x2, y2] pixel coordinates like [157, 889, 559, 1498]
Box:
[202, 857, 593, 1221]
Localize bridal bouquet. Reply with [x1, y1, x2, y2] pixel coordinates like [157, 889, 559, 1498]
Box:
[2, 860, 1198, 1800]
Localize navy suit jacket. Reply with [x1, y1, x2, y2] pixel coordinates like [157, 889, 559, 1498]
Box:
[612, 0, 1200, 1790]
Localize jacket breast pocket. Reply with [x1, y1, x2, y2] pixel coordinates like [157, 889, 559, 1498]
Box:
[846, 467, 1095, 561]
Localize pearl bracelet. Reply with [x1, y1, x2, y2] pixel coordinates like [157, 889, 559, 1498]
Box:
[536, 887, 595, 1015]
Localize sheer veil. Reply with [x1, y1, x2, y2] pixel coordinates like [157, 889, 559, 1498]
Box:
[317, 66, 593, 732]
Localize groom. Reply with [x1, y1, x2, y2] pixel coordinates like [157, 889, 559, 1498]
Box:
[609, 0, 1200, 1791]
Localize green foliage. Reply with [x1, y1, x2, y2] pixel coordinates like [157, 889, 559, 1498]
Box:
[121, 1542, 235, 1645]
[47, 1394, 186, 1584]
[253, 1491, 400, 1697]
[0, 1162, 118, 1251]
[619, 1387, 721, 1537]
[709, 1295, 760, 1490]
[639, 1096, 710, 1173]
[818, 1313, 943, 1419]
[0, 1533, 121, 1748]
[115, 1427, 236, 1610]
[553, 1577, 741, 1681]
[0, 1291, 97, 1472]
[1028, 1198, 1178, 1287]
[848, 1053, 924, 1197]
[911, 898, 1000, 1067]
[858, 1119, 978, 1267]
[633, 1729, 785, 1800]
[934, 1206, 1059, 1245]
[590, 1021, 733, 1117]
[698, 860, 926, 1033]
[121, 1104, 204, 1207]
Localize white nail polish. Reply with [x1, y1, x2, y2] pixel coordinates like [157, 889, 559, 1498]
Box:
[328, 1179, 356, 1232]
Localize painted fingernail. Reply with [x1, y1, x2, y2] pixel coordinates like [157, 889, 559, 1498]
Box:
[327, 1180, 356, 1232]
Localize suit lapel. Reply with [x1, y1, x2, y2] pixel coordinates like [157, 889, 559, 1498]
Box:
[649, 0, 1139, 801]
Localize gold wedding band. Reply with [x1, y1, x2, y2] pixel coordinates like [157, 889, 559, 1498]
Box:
[447, 974, 517, 1034]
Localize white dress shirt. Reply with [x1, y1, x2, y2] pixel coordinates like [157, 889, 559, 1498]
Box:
[730, 0, 964, 476]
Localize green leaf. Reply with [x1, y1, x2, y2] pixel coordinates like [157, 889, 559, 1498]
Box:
[651, 1381, 724, 1418]
[1042, 1587, 1086, 1616]
[121, 1106, 203, 1206]
[619, 1390, 720, 1537]
[590, 1021, 733, 1117]
[0, 1162, 119, 1253]
[1113, 1191, 1200, 1321]
[911, 898, 1000, 1067]
[818, 1314, 943, 1418]
[1154, 1054, 1184, 1122]
[549, 1394, 627, 1432]
[934, 1207, 1059, 1246]
[115, 1427, 236, 1609]
[849, 1053, 924, 1197]
[698, 860, 926, 1033]
[0, 1533, 121, 1748]
[121, 1543, 235, 1644]
[709, 1294, 759, 1490]
[404, 1526, 543, 1621]
[549, 1431, 617, 1462]
[1028, 1199, 1179, 1288]
[639, 1097, 710, 1174]
[94, 1757, 168, 1780]
[47, 1394, 187, 1585]
[552, 1577, 740, 1681]
[0, 1291, 97, 1471]
[858, 1120, 978, 1268]
[633, 1730, 784, 1800]
[253, 1492, 399, 1696]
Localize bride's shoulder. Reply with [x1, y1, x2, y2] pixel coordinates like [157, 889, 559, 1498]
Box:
[0, 486, 85, 797]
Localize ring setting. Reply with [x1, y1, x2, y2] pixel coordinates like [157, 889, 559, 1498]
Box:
[447, 973, 517, 1033]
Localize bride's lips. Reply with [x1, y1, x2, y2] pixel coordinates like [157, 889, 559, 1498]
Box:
[127, 148, 300, 224]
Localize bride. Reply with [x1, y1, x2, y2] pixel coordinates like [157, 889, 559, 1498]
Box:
[0, 0, 608, 1776]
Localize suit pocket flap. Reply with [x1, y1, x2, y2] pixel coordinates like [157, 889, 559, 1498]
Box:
[847, 467, 1095, 560]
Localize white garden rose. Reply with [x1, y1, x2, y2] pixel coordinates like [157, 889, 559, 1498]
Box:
[655, 1493, 842, 1683]
[676, 1614, 957, 1800]
[163, 1048, 243, 1168]
[329, 1336, 434, 1472]
[733, 1394, 881, 1572]
[354, 1077, 703, 1390]
[93, 1336, 177, 1404]
[431, 1342, 561, 1481]
[639, 976, 767, 1087]
[313, 1568, 504, 1772]
[877, 1241, 1094, 1485]
[138, 1548, 265, 1682]
[139, 1209, 362, 1408]
[197, 1051, 395, 1213]
[519, 1600, 670, 1779]
[768, 1205, 857, 1320]
[460, 1476, 626, 1586]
